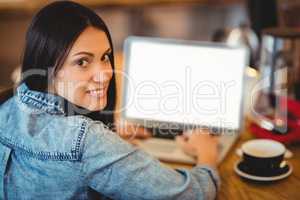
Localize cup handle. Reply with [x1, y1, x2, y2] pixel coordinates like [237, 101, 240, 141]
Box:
[284, 149, 293, 159]
[236, 148, 243, 157]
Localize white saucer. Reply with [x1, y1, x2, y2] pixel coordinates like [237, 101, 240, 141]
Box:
[234, 160, 293, 181]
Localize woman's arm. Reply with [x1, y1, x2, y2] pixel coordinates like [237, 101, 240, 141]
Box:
[114, 117, 151, 140]
[81, 122, 220, 200]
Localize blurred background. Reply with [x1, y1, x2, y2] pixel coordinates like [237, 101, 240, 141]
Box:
[0, 0, 299, 87]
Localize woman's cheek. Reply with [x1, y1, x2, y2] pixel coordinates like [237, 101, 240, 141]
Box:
[73, 86, 86, 101]
[57, 69, 65, 78]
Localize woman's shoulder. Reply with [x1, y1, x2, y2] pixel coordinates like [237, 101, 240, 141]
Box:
[0, 101, 93, 161]
[0, 95, 131, 162]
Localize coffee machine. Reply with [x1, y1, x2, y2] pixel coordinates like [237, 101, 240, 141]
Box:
[250, 27, 300, 143]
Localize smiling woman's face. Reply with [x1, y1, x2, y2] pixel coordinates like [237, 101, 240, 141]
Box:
[51, 26, 113, 111]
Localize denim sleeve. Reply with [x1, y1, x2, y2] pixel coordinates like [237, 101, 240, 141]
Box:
[81, 122, 220, 200]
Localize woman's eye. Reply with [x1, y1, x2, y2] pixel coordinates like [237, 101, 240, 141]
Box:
[76, 59, 89, 67]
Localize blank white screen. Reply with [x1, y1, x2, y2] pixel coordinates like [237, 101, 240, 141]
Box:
[123, 39, 247, 130]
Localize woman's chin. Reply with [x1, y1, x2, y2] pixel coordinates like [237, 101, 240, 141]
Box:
[85, 100, 107, 111]
[87, 106, 106, 112]
[76, 93, 107, 111]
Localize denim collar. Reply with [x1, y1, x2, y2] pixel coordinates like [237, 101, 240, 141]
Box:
[17, 83, 65, 115]
[16, 83, 113, 127]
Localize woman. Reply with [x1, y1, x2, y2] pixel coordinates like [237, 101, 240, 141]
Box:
[0, 1, 220, 199]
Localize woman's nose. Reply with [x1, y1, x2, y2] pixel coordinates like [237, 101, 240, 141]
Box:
[92, 65, 112, 83]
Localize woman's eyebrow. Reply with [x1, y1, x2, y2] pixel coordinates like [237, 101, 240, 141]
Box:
[73, 48, 111, 57]
[73, 51, 94, 57]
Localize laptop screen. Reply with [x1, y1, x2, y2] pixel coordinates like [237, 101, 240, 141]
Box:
[122, 37, 248, 131]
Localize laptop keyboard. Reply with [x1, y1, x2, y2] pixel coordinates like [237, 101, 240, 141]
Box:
[138, 133, 238, 164]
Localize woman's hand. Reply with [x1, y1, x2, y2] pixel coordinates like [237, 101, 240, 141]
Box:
[176, 129, 219, 168]
[115, 119, 151, 141]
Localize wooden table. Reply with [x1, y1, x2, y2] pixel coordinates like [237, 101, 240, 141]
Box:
[165, 126, 300, 200]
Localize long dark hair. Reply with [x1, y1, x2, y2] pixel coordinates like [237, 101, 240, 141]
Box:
[21, 1, 116, 127]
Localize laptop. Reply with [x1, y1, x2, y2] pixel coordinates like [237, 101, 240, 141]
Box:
[121, 36, 249, 164]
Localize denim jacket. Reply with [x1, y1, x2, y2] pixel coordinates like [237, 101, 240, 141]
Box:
[0, 83, 220, 200]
